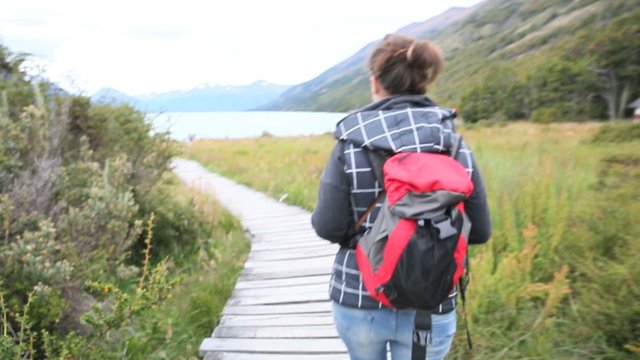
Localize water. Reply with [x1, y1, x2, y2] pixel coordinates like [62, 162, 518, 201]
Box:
[148, 111, 347, 141]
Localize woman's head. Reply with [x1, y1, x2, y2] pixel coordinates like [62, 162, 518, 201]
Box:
[368, 34, 443, 98]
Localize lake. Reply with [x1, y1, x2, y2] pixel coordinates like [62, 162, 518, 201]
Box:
[148, 111, 348, 141]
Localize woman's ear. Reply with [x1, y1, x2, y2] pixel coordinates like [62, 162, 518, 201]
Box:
[370, 76, 386, 101]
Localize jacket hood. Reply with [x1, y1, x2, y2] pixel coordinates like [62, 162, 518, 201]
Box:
[334, 95, 457, 153]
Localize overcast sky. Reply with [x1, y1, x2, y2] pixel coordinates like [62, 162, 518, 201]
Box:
[1, 0, 483, 95]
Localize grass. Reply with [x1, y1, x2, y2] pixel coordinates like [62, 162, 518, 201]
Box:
[184, 134, 335, 210]
[183, 123, 604, 213]
[181, 122, 640, 358]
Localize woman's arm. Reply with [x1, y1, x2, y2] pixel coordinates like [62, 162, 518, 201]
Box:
[311, 142, 355, 245]
[464, 152, 492, 245]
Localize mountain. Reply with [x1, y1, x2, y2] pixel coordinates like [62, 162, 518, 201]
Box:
[258, 5, 480, 112]
[91, 87, 138, 106]
[259, 0, 639, 122]
[91, 81, 290, 112]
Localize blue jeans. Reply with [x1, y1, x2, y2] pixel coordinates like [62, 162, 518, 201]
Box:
[332, 302, 456, 360]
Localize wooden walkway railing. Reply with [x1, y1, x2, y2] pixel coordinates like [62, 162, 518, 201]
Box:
[172, 159, 348, 360]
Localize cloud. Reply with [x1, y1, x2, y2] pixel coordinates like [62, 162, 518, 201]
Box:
[1, 0, 484, 95]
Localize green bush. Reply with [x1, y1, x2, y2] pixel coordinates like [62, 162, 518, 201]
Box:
[0, 44, 244, 359]
[530, 106, 559, 123]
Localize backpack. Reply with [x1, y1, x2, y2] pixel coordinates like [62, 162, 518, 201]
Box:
[354, 135, 474, 359]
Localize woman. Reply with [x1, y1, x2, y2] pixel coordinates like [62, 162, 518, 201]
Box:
[311, 34, 492, 360]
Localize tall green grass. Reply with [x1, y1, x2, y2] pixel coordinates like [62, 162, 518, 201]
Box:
[128, 181, 250, 359]
[182, 122, 640, 358]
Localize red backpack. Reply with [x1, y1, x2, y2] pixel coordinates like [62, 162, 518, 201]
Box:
[354, 136, 473, 359]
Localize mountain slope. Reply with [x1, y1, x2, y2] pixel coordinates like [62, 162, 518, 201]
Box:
[92, 81, 290, 112]
[259, 5, 479, 112]
[260, 0, 638, 119]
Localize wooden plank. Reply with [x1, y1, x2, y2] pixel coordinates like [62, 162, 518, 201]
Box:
[199, 338, 346, 353]
[232, 283, 328, 297]
[246, 225, 314, 235]
[249, 236, 322, 247]
[219, 313, 334, 327]
[248, 235, 321, 244]
[243, 218, 311, 227]
[241, 211, 300, 221]
[213, 324, 338, 339]
[243, 217, 311, 227]
[250, 239, 318, 247]
[243, 254, 334, 269]
[249, 235, 325, 245]
[222, 301, 331, 315]
[236, 206, 301, 215]
[247, 247, 336, 261]
[239, 265, 332, 281]
[226, 291, 330, 306]
[249, 240, 332, 252]
[248, 247, 337, 263]
[204, 351, 348, 360]
[234, 274, 330, 289]
[240, 261, 331, 274]
[239, 211, 310, 222]
[251, 231, 319, 240]
[250, 226, 319, 236]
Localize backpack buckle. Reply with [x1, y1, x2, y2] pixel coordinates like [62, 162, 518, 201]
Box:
[431, 215, 457, 239]
[413, 310, 432, 347]
[413, 329, 430, 346]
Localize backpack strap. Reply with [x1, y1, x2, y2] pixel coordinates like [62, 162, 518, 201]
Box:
[354, 149, 390, 231]
[366, 149, 390, 187]
[459, 261, 474, 350]
[451, 133, 475, 350]
[412, 310, 432, 360]
[450, 133, 463, 159]
[354, 191, 384, 231]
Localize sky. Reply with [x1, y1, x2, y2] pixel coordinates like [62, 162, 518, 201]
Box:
[1, 0, 483, 96]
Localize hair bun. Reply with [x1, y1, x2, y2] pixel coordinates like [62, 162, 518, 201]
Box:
[406, 42, 417, 63]
[369, 34, 443, 95]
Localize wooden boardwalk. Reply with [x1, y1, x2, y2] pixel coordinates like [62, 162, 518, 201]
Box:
[172, 159, 348, 360]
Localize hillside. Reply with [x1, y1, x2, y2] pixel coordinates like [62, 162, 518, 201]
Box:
[92, 81, 290, 112]
[260, 0, 639, 122]
[259, 5, 479, 112]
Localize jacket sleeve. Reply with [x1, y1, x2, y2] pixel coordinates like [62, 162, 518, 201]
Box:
[463, 149, 492, 245]
[311, 141, 355, 245]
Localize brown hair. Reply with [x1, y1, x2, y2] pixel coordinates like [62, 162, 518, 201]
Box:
[368, 34, 443, 95]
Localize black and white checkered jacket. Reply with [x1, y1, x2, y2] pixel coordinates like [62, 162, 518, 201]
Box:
[312, 95, 492, 312]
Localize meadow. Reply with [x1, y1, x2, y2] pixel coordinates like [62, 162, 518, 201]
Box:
[183, 122, 640, 359]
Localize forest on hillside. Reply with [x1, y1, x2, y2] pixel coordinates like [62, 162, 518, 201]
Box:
[448, 0, 639, 123]
[264, 0, 639, 123]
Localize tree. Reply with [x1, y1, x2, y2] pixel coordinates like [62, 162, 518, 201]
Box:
[587, 10, 640, 120]
[460, 64, 526, 123]
[526, 58, 596, 121]
[0, 45, 34, 119]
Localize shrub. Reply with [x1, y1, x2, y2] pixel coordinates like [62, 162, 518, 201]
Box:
[0, 44, 223, 359]
[530, 105, 576, 123]
[590, 122, 640, 143]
